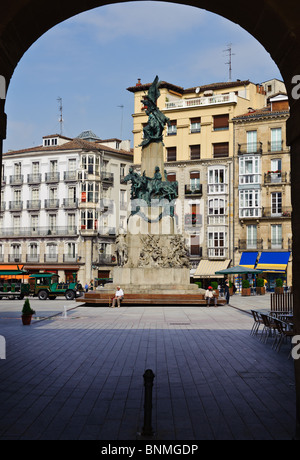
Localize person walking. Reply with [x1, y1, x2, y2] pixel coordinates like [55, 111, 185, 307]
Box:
[224, 279, 230, 304]
[111, 286, 124, 308]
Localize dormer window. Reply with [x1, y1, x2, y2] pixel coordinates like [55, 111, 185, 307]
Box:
[43, 137, 58, 147]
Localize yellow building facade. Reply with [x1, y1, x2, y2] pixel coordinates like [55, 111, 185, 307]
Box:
[233, 94, 292, 289]
[127, 79, 267, 283]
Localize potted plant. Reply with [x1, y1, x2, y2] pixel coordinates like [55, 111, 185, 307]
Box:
[21, 298, 35, 325]
[275, 278, 284, 294]
[256, 278, 265, 295]
[241, 279, 251, 296]
[194, 281, 202, 289]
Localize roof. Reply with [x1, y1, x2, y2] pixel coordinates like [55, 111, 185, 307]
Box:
[232, 105, 289, 121]
[127, 79, 251, 95]
[4, 137, 133, 157]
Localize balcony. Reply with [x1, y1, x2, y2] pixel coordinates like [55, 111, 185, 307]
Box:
[97, 254, 117, 265]
[26, 254, 40, 263]
[238, 239, 263, 250]
[165, 93, 237, 110]
[264, 171, 288, 184]
[0, 201, 5, 212]
[268, 140, 285, 152]
[261, 206, 292, 218]
[237, 142, 263, 155]
[184, 184, 203, 197]
[9, 175, 24, 185]
[63, 198, 78, 209]
[185, 213, 202, 227]
[8, 254, 22, 263]
[98, 226, 116, 236]
[45, 199, 60, 209]
[101, 171, 114, 188]
[207, 247, 228, 259]
[268, 238, 283, 250]
[9, 201, 23, 211]
[44, 254, 58, 263]
[45, 172, 60, 183]
[27, 173, 42, 185]
[63, 254, 78, 263]
[63, 171, 77, 181]
[27, 200, 41, 210]
[0, 226, 77, 237]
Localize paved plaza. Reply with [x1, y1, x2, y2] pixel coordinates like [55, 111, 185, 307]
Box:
[0, 293, 296, 440]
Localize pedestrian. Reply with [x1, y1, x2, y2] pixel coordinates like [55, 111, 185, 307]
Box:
[205, 286, 216, 306]
[84, 282, 89, 293]
[89, 280, 94, 291]
[111, 286, 124, 308]
[224, 279, 230, 304]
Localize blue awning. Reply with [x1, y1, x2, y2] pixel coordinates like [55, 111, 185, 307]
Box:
[256, 252, 290, 272]
[239, 252, 258, 269]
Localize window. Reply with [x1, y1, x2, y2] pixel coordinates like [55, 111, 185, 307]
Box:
[213, 114, 229, 131]
[247, 225, 257, 249]
[239, 190, 261, 217]
[271, 192, 282, 215]
[247, 130, 257, 153]
[67, 242, 76, 257]
[167, 120, 177, 135]
[29, 243, 38, 258]
[32, 162, 39, 174]
[190, 145, 200, 160]
[189, 171, 200, 190]
[190, 117, 201, 133]
[14, 162, 21, 176]
[208, 167, 226, 194]
[49, 214, 57, 231]
[14, 189, 21, 203]
[31, 215, 38, 232]
[50, 160, 58, 173]
[208, 231, 226, 258]
[208, 198, 225, 215]
[271, 224, 282, 249]
[166, 147, 176, 162]
[68, 158, 76, 171]
[190, 235, 201, 256]
[67, 214, 75, 231]
[239, 156, 260, 184]
[213, 142, 229, 158]
[270, 128, 282, 152]
[167, 172, 177, 182]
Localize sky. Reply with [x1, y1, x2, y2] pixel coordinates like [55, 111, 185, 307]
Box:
[3, 1, 282, 152]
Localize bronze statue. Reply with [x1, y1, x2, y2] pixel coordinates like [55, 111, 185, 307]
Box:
[139, 76, 171, 147]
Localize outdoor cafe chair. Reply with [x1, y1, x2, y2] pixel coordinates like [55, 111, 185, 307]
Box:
[272, 318, 294, 353]
[260, 313, 277, 344]
[250, 310, 263, 336]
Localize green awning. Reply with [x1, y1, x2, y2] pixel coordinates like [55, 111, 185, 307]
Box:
[215, 265, 263, 275]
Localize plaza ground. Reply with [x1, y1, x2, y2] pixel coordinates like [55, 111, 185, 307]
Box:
[0, 292, 296, 440]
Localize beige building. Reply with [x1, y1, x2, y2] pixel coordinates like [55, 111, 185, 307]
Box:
[233, 94, 292, 289]
[127, 79, 267, 282]
[0, 131, 133, 284]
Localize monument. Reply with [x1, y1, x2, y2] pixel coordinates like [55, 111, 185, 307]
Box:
[86, 76, 204, 303]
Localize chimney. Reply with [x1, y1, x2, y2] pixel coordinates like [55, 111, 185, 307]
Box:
[136, 78, 142, 86]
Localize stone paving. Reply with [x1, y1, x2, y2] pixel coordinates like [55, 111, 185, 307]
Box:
[0, 293, 296, 440]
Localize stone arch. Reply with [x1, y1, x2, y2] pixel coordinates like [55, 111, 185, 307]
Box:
[1, 0, 300, 438]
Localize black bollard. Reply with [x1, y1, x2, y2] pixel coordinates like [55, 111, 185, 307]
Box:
[142, 369, 155, 436]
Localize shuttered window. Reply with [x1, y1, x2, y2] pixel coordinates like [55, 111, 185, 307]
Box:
[190, 145, 200, 160]
[167, 147, 176, 162]
[213, 142, 229, 158]
[213, 114, 229, 131]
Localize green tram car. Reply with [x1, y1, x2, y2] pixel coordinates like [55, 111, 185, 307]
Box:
[0, 269, 83, 300]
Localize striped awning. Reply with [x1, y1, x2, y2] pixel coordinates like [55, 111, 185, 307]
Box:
[239, 252, 258, 269]
[194, 259, 231, 278]
[256, 252, 290, 273]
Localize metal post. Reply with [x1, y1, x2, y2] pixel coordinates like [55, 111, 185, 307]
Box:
[142, 369, 155, 436]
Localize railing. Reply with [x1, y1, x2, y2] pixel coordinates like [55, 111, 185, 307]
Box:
[98, 226, 116, 236]
[101, 172, 114, 183]
[165, 93, 237, 110]
[9, 175, 24, 185]
[63, 198, 78, 208]
[268, 238, 283, 249]
[45, 172, 60, 182]
[238, 239, 263, 250]
[27, 200, 41, 210]
[270, 292, 293, 313]
[45, 199, 60, 209]
[264, 171, 287, 184]
[262, 206, 292, 218]
[8, 254, 21, 262]
[98, 254, 117, 265]
[63, 171, 77, 181]
[26, 254, 40, 262]
[0, 226, 77, 237]
[184, 184, 203, 196]
[238, 142, 263, 155]
[63, 254, 78, 262]
[44, 254, 58, 262]
[268, 140, 284, 152]
[27, 173, 42, 184]
[185, 214, 202, 226]
[9, 201, 23, 211]
[0, 202, 5, 212]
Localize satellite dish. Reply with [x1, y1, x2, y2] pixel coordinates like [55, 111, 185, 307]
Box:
[195, 87, 200, 94]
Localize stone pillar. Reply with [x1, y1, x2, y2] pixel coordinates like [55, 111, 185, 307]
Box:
[141, 142, 165, 178]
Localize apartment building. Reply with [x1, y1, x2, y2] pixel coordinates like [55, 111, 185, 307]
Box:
[233, 93, 292, 289]
[127, 78, 267, 282]
[0, 132, 133, 284]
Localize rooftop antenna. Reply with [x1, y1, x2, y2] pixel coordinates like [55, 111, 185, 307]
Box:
[117, 105, 124, 139]
[223, 44, 235, 82]
[57, 97, 63, 135]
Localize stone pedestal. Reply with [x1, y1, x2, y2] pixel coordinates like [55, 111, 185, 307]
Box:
[141, 142, 165, 179]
